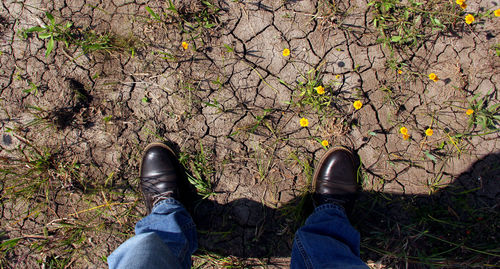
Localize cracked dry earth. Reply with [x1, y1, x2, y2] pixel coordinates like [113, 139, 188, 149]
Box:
[0, 0, 499, 268]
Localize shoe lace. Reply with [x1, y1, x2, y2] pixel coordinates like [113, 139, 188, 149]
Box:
[152, 191, 174, 207]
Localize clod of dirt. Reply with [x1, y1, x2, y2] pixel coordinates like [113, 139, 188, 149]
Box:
[172, 0, 204, 14]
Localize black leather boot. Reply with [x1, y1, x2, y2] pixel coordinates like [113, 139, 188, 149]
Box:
[140, 143, 181, 213]
[312, 146, 359, 214]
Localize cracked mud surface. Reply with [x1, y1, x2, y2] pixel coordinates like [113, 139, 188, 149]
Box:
[1, 0, 499, 267]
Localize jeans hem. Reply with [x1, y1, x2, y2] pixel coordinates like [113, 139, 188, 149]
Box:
[152, 197, 182, 211]
[314, 203, 346, 215]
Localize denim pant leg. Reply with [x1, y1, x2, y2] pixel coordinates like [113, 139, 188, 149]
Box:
[291, 203, 368, 269]
[108, 198, 197, 269]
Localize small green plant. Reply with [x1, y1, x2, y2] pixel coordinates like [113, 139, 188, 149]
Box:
[312, 0, 351, 29]
[193, 250, 245, 268]
[21, 12, 136, 57]
[229, 109, 273, 137]
[152, 50, 177, 61]
[179, 142, 215, 198]
[203, 98, 225, 113]
[145, 1, 220, 49]
[285, 66, 341, 115]
[494, 43, 500, 57]
[467, 91, 500, 132]
[368, 0, 462, 50]
[23, 81, 39, 95]
[21, 12, 72, 57]
[103, 115, 112, 123]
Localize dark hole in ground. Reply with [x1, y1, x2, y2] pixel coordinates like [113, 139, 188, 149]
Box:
[67, 78, 92, 110]
[47, 79, 93, 130]
[0, 15, 8, 36]
[49, 107, 76, 129]
[2, 134, 12, 146]
[337, 61, 345, 68]
[398, 104, 406, 112]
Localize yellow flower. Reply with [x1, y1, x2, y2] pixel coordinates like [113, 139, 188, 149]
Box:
[335, 74, 341, 80]
[465, 14, 474, 24]
[315, 86, 325, 95]
[428, 73, 439, 82]
[466, 109, 474, 115]
[456, 0, 464, 5]
[353, 100, 363, 110]
[495, 9, 500, 17]
[282, 48, 290, 57]
[181, 42, 188, 50]
[460, 3, 467, 9]
[425, 128, 433, 137]
[400, 126, 408, 135]
[402, 133, 410, 140]
[299, 117, 309, 127]
[321, 140, 329, 147]
[398, 70, 403, 74]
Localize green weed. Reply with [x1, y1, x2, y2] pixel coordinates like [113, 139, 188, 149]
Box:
[357, 190, 500, 267]
[494, 44, 500, 57]
[179, 142, 215, 199]
[203, 98, 225, 113]
[145, 1, 220, 50]
[312, 0, 354, 30]
[284, 65, 342, 116]
[21, 12, 137, 58]
[193, 250, 245, 268]
[279, 152, 313, 229]
[466, 90, 500, 132]
[368, 0, 462, 50]
[229, 109, 273, 137]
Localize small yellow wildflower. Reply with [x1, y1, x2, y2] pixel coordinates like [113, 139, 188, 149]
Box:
[456, 0, 464, 5]
[282, 48, 290, 57]
[495, 9, 500, 17]
[299, 117, 309, 127]
[465, 14, 474, 24]
[315, 86, 325, 95]
[402, 133, 410, 140]
[181, 42, 188, 50]
[353, 100, 363, 110]
[466, 109, 474, 115]
[335, 74, 341, 80]
[428, 73, 439, 82]
[460, 3, 467, 9]
[321, 140, 329, 147]
[425, 128, 433, 137]
[398, 70, 403, 74]
[400, 127, 408, 135]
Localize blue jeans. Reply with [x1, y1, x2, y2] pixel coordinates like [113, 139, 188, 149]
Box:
[291, 203, 368, 268]
[108, 200, 367, 269]
[108, 198, 197, 269]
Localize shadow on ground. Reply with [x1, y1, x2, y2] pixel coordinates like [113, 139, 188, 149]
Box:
[181, 150, 499, 267]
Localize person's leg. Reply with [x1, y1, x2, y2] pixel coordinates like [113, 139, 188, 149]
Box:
[291, 147, 368, 269]
[108, 143, 197, 269]
[108, 198, 197, 269]
[291, 203, 366, 268]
